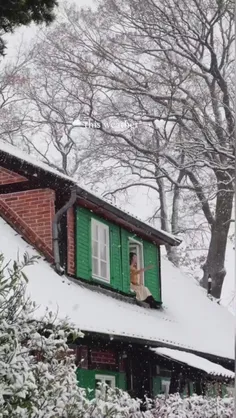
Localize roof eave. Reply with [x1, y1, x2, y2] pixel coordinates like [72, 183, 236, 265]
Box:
[0, 149, 181, 247]
[76, 186, 181, 247]
[81, 329, 234, 365]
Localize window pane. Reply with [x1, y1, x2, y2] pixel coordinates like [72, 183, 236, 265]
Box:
[95, 379, 101, 389]
[91, 221, 109, 281]
[99, 225, 104, 244]
[92, 240, 98, 257]
[92, 223, 99, 240]
[100, 261, 107, 278]
[100, 243, 107, 261]
[104, 228, 107, 245]
[129, 245, 136, 254]
[92, 257, 99, 275]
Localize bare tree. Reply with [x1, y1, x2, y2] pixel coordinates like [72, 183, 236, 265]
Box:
[11, 52, 103, 181]
[0, 45, 31, 145]
[15, 0, 234, 297]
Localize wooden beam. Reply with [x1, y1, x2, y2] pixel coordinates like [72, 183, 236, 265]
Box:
[0, 180, 42, 194]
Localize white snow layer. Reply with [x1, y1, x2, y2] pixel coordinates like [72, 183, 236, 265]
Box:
[0, 216, 234, 361]
[0, 139, 73, 183]
[152, 347, 234, 379]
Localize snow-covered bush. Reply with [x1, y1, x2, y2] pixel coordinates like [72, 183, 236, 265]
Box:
[78, 389, 234, 418]
[152, 394, 234, 417]
[0, 252, 233, 417]
[0, 252, 149, 418]
[82, 385, 151, 417]
[0, 252, 87, 418]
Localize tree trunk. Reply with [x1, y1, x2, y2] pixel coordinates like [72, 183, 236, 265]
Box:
[201, 172, 234, 298]
[156, 176, 179, 265]
[171, 170, 185, 236]
[169, 171, 185, 267]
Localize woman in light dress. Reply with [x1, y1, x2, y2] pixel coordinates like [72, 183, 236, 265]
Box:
[130, 252, 159, 309]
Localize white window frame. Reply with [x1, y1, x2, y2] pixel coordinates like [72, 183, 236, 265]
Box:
[161, 379, 170, 396]
[225, 384, 234, 397]
[95, 374, 116, 396]
[91, 219, 110, 283]
[129, 238, 144, 285]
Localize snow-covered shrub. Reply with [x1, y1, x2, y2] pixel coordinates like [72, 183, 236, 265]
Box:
[80, 389, 234, 417]
[0, 252, 150, 418]
[0, 252, 87, 418]
[151, 394, 234, 417]
[83, 384, 151, 417]
[0, 252, 234, 418]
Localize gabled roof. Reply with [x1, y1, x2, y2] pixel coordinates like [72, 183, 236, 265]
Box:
[0, 140, 181, 247]
[0, 216, 234, 362]
[151, 347, 234, 379]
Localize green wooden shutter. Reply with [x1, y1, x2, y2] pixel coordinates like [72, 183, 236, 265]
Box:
[117, 372, 127, 390]
[120, 229, 131, 293]
[143, 241, 161, 302]
[189, 381, 194, 396]
[221, 383, 227, 397]
[152, 376, 162, 396]
[76, 207, 91, 280]
[110, 224, 122, 290]
[76, 369, 96, 399]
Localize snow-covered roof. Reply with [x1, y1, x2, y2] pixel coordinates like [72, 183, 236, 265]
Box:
[0, 140, 180, 246]
[0, 140, 73, 183]
[0, 216, 234, 362]
[151, 347, 234, 379]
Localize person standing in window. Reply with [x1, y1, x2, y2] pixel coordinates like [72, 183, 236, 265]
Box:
[130, 252, 159, 309]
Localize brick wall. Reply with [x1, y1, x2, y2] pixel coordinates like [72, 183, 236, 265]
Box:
[67, 207, 75, 275]
[0, 189, 55, 260]
[0, 167, 28, 185]
[0, 165, 77, 273]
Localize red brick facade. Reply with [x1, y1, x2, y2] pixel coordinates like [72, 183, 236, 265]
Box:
[0, 189, 55, 261]
[0, 164, 76, 273]
[0, 167, 28, 185]
[67, 207, 75, 275]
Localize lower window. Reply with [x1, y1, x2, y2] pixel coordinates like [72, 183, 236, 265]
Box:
[95, 374, 116, 395]
[161, 379, 170, 395]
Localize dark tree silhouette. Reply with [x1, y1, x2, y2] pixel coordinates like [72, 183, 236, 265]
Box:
[0, 0, 58, 54]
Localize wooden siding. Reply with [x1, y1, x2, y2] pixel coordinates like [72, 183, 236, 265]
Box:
[75, 206, 161, 301]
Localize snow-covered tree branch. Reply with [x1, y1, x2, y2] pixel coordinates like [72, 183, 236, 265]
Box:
[22, 0, 233, 297]
[6, 0, 234, 297]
